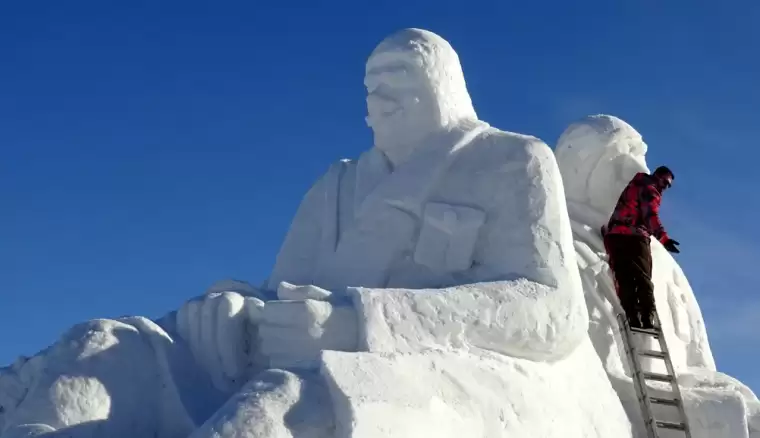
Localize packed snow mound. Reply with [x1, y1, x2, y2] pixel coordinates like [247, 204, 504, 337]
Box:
[0, 318, 196, 437]
[0, 293, 270, 437]
[1, 30, 755, 438]
[190, 369, 334, 438]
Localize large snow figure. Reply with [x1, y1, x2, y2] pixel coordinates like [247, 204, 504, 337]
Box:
[248, 28, 630, 437]
[555, 114, 760, 438]
[268, 28, 578, 296]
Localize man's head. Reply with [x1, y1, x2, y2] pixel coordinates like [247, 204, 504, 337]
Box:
[652, 166, 674, 192]
[364, 28, 477, 166]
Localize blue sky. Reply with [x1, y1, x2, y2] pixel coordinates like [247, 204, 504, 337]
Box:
[1, 1, 758, 391]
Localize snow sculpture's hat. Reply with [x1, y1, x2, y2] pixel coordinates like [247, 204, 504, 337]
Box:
[555, 115, 650, 219]
[364, 28, 478, 165]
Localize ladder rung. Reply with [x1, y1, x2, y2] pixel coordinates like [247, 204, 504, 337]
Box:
[639, 349, 667, 359]
[656, 420, 686, 430]
[630, 326, 661, 337]
[650, 396, 680, 406]
[642, 372, 675, 383]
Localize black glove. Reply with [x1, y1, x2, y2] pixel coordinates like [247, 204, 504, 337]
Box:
[664, 239, 680, 253]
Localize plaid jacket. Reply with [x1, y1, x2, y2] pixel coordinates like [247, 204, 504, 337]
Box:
[605, 172, 669, 243]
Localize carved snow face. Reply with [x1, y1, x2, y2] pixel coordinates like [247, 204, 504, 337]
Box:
[364, 53, 439, 166]
[556, 115, 649, 218]
[364, 28, 477, 166]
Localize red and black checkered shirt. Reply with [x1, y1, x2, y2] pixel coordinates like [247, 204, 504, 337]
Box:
[606, 172, 669, 243]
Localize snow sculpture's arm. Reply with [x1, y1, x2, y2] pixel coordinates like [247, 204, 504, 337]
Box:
[469, 134, 579, 289]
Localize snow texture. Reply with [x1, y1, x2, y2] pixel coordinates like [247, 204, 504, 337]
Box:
[351, 280, 586, 361]
[1, 29, 755, 438]
[321, 340, 630, 438]
[190, 370, 334, 438]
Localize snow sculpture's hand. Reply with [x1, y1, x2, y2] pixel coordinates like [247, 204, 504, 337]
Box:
[258, 282, 358, 369]
[176, 291, 265, 393]
[664, 239, 680, 254]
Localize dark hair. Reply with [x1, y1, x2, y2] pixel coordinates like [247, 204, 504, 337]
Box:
[653, 166, 674, 179]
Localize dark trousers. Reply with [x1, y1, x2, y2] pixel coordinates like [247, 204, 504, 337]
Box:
[604, 233, 655, 328]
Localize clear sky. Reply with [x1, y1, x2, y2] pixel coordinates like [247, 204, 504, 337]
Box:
[1, 1, 758, 391]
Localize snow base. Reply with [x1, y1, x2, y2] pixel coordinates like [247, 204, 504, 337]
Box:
[321, 338, 631, 438]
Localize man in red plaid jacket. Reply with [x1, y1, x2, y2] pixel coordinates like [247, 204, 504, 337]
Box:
[602, 166, 680, 329]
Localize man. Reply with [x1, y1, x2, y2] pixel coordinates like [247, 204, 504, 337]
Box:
[603, 166, 680, 329]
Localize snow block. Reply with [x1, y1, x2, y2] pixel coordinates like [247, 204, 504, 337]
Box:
[682, 388, 749, 438]
[351, 280, 587, 361]
[320, 338, 630, 438]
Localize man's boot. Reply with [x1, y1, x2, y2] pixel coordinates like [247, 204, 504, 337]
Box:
[627, 311, 642, 329]
[640, 310, 655, 330]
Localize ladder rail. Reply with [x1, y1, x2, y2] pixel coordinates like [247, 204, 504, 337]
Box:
[617, 313, 660, 438]
[617, 311, 693, 438]
[653, 314, 693, 438]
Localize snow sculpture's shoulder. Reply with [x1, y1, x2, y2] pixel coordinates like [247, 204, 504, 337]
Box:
[265, 160, 350, 291]
[464, 127, 561, 181]
[475, 127, 552, 158]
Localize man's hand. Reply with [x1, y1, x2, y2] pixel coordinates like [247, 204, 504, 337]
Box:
[664, 239, 680, 253]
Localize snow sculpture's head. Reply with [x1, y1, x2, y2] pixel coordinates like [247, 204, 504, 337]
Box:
[555, 115, 650, 221]
[365, 28, 478, 166]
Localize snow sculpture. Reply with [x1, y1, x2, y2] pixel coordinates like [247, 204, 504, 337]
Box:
[16, 28, 760, 438]
[555, 114, 760, 438]
[265, 27, 589, 357]
[268, 28, 579, 296]
[249, 28, 630, 437]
